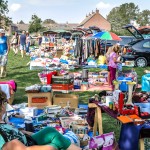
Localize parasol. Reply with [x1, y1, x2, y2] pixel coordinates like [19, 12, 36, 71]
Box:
[92, 31, 122, 41]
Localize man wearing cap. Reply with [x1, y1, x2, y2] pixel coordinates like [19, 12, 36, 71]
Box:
[0, 29, 10, 77]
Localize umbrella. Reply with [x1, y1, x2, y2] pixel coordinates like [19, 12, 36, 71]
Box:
[92, 31, 122, 41]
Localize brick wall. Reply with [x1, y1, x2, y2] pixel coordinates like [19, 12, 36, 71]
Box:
[83, 14, 111, 31]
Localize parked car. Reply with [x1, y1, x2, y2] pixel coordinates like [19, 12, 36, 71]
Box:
[121, 24, 150, 67]
[119, 36, 136, 46]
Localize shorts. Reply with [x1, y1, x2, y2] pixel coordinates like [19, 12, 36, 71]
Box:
[0, 55, 7, 66]
[13, 44, 18, 48]
[20, 44, 26, 50]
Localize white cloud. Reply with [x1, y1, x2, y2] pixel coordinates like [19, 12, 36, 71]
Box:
[96, 1, 117, 18]
[27, 0, 75, 6]
[96, 1, 112, 9]
[10, 3, 21, 12]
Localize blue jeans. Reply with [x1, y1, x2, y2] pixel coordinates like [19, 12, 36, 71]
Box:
[26, 42, 30, 53]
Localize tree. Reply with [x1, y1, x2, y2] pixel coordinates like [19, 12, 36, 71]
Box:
[28, 14, 43, 33]
[137, 10, 150, 26]
[107, 3, 140, 35]
[0, 0, 12, 29]
[43, 19, 56, 24]
[19, 20, 25, 24]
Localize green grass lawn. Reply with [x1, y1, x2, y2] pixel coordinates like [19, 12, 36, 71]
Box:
[2, 50, 150, 141]
[3, 50, 150, 104]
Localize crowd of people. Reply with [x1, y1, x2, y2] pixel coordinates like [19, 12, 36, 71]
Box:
[11, 30, 32, 58]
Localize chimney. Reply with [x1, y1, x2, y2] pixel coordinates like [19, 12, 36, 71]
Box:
[86, 14, 88, 17]
[89, 13, 91, 16]
[92, 10, 94, 14]
[96, 8, 99, 14]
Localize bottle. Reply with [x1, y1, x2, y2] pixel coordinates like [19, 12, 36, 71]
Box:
[113, 102, 116, 111]
[109, 102, 113, 109]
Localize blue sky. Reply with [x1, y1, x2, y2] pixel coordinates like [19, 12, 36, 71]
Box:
[8, 0, 150, 24]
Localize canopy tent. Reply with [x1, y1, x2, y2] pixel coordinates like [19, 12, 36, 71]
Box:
[43, 29, 71, 35]
[53, 29, 71, 33]
[43, 30, 58, 35]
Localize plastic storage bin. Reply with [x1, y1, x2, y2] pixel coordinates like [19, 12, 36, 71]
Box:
[117, 77, 132, 92]
[141, 74, 150, 92]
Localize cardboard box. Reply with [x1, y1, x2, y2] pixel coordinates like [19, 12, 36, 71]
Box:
[27, 92, 52, 108]
[53, 94, 78, 108]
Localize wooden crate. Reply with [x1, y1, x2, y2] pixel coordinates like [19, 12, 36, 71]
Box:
[27, 92, 52, 108]
[53, 94, 78, 108]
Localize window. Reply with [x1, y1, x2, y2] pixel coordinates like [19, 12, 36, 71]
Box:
[143, 41, 150, 48]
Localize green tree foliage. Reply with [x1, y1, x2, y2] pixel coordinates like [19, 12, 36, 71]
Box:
[43, 19, 56, 24]
[137, 10, 150, 26]
[28, 14, 43, 33]
[107, 3, 140, 35]
[19, 20, 25, 24]
[0, 0, 12, 29]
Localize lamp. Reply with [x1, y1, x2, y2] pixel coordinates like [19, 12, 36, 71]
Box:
[113, 80, 122, 90]
[126, 81, 136, 105]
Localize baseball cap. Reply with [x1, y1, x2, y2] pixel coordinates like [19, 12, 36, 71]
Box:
[0, 29, 5, 33]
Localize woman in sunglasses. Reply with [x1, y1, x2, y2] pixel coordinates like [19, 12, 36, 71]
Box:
[0, 90, 81, 150]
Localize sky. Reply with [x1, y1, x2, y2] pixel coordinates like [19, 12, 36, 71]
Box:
[7, 0, 150, 24]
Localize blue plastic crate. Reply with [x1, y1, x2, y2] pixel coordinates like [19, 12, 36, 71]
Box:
[141, 74, 150, 92]
[117, 77, 132, 92]
[74, 85, 81, 89]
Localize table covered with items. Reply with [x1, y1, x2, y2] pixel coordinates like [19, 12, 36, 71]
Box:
[87, 79, 150, 150]
[6, 102, 117, 149]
